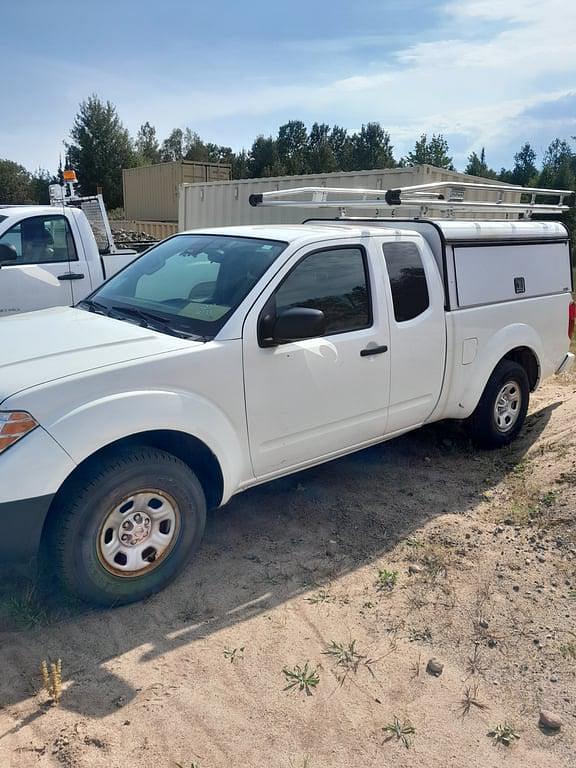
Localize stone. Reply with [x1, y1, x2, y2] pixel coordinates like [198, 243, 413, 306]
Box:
[426, 658, 443, 676]
[408, 564, 423, 576]
[539, 710, 563, 731]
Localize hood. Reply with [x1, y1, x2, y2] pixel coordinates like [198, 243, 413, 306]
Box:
[0, 307, 196, 404]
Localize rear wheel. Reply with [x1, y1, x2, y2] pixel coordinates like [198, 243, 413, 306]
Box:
[46, 447, 206, 606]
[467, 360, 529, 449]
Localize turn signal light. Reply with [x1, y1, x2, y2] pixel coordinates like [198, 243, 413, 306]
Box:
[0, 412, 39, 454]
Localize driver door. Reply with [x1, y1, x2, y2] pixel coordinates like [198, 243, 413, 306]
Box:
[242, 240, 391, 478]
[0, 214, 88, 315]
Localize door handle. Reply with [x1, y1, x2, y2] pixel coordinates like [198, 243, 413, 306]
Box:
[360, 344, 388, 357]
[58, 273, 85, 281]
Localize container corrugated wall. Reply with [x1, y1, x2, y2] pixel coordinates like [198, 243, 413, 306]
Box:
[123, 161, 231, 222]
[179, 165, 519, 230]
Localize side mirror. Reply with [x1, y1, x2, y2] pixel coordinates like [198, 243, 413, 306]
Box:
[0, 243, 18, 266]
[272, 307, 326, 344]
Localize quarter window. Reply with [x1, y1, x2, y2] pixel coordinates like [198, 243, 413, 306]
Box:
[0, 215, 78, 266]
[383, 242, 430, 322]
[274, 246, 371, 335]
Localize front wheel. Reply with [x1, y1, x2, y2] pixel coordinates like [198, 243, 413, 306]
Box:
[467, 360, 530, 449]
[46, 447, 206, 606]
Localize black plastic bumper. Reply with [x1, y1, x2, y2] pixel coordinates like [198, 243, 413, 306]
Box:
[0, 495, 54, 564]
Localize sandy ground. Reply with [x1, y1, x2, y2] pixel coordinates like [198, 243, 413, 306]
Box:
[1, 370, 575, 768]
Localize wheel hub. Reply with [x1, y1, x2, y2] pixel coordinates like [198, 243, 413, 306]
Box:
[120, 511, 152, 546]
[494, 381, 521, 432]
[97, 490, 180, 577]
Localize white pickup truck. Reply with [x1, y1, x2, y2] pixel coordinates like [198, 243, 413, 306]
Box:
[0, 183, 574, 605]
[0, 186, 139, 315]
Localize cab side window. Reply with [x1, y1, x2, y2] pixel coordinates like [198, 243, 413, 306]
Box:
[383, 242, 430, 322]
[274, 246, 371, 335]
[0, 216, 78, 266]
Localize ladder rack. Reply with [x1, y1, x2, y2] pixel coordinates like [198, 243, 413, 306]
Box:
[248, 181, 574, 219]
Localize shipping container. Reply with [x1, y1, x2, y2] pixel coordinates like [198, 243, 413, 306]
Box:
[123, 161, 231, 222]
[178, 164, 521, 230]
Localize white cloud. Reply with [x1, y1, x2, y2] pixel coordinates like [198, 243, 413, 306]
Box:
[4, 0, 576, 171]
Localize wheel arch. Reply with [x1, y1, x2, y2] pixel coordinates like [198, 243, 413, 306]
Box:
[502, 346, 540, 391]
[41, 429, 225, 547]
[443, 323, 544, 419]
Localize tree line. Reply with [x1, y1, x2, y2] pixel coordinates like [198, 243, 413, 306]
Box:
[1, 95, 575, 217]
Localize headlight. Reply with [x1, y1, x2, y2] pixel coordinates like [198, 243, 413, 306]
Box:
[0, 411, 39, 454]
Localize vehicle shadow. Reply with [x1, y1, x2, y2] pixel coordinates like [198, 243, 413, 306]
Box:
[0, 402, 559, 726]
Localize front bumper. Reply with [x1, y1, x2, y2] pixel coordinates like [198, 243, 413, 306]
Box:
[556, 352, 575, 375]
[0, 427, 76, 563]
[0, 495, 54, 563]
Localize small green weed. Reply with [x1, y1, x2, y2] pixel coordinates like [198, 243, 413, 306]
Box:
[382, 716, 416, 749]
[305, 590, 334, 605]
[282, 663, 320, 696]
[376, 569, 398, 592]
[488, 722, 520, 746]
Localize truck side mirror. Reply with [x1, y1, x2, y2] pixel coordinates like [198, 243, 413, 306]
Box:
[0, 243, 18, 266]
[272, 307, 326, 344]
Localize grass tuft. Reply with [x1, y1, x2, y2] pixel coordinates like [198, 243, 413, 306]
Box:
[382, 716, 416, 749]
[282, 663, 320, 696]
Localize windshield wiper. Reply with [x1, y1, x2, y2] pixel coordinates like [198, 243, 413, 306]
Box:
[77, 298, 110, 315]
[110, 305, 206, 341]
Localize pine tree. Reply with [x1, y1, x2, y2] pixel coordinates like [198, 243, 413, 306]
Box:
[66, 95, 135, 208]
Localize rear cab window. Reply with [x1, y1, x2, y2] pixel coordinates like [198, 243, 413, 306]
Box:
[382, 241, 430, 322]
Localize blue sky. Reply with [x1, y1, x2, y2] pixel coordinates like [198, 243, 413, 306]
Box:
[2, 0, 575, 174]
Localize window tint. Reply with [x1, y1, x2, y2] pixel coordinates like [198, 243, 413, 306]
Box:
[275, 247, 371, 334]
[383, 242, 429, 322]
[0, 215, 78, 266]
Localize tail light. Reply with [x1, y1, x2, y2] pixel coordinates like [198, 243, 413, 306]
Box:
[569, 300, 576, 340]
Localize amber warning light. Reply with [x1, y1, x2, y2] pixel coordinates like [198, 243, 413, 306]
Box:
[63, 170, 77, 182]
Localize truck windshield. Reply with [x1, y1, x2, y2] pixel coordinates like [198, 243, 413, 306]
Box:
[88, 234, 287, 339]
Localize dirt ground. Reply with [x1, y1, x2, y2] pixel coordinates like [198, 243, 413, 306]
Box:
[1, 368, 575, 768]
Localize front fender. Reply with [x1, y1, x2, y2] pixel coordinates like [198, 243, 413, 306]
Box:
[445, 323, 543, 419]
[45, 389, 249, 504]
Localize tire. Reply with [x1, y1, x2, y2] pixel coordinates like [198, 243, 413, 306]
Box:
[46, 446, 206, 606]
[467, 360, 530, 449]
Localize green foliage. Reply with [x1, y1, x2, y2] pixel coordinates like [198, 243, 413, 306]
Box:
[0, 159, 32, 203]
[0, 160, 55, 204]
[282, 662, 320, 695]
[66, 94, 135, 208]
[353, 122, 395, 170]
[402, 133, 454, 170]
[464, 148, 497, 179]
[376, 568, 398, 592]
[488, 722, 520, 746]
[510, 143, 538, 186]
[382, 716, 416, 749]
[135, 121, 161, 165]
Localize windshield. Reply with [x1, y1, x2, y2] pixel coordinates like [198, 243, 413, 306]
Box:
[88, 234, 287, 338]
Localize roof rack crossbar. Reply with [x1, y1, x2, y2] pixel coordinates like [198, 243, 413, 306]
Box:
[248, 182, 574, 218]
